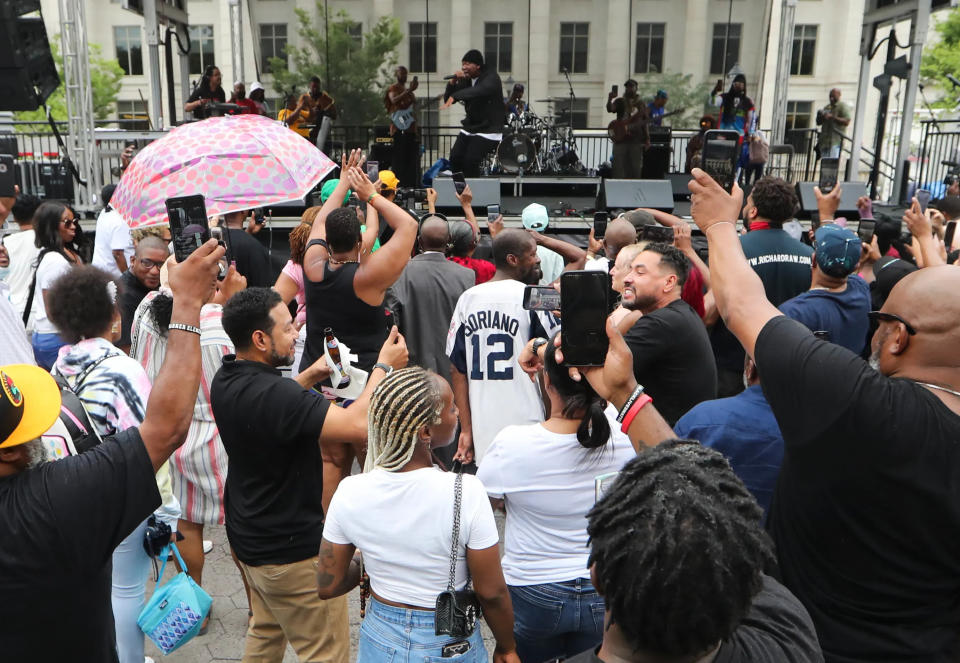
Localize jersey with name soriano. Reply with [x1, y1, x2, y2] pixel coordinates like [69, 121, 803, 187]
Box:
[446, 279, 560, 462]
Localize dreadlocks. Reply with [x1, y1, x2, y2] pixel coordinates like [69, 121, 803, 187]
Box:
[364, 367, 444, 472]
[586, 440, 774, 659]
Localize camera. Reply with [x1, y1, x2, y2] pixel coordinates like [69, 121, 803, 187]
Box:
[397, 187, 428, 202]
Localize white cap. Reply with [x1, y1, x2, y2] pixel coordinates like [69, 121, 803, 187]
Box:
[249, 81, 264, 93]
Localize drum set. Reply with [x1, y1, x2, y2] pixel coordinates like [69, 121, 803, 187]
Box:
[490, 100, 586, 176]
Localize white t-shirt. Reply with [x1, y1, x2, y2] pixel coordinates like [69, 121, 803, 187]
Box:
[446, 279, 561, 461]
[323, 467, 499, 608]
[537, 246, 565, 285]
[477, 406, 635, 586]
[2, 229, 40, 326]
[91, 208, 133, 279]
[32, 251, 72, 334]
[585, 256, 610, 272]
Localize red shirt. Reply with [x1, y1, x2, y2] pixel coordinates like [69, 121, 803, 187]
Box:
[682, 265, 705, 318]
[448, 256, 495, 285]
[233, 98, 259, 114]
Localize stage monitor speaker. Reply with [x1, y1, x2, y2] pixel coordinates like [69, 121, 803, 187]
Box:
[369, 126, 393, 167]
[433, 177, 501, 208]
[602, 179, 674, 212]
[796, 181, 868, 217]
[666, 172, 693, 200]
[0, 15, 60, 111]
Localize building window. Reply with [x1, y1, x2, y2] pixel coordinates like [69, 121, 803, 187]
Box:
[484, 22, 513, 73]
[188, 25, 215, 76]
[409, 22, 437, 73]
[556, 98, 589, 129]
[114, 26, 143, 76]
[791, 24, 818, 76]
[116, 99, 149, 130]
[259, 24, 287, 73]
[559, 22, 589, 74]
[417, 105, 440, 151]
[346, 22, 363, 52]
[634, 23, 665, 74]
[786, 100, 813, 130]
[710, 23, 741, 75]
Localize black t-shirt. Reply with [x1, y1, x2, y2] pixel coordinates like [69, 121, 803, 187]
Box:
[756, 316, 960, 662]
[624, 298, 717, 426]
[226, 228, 274, 288]
[211, 356, 331, 566]
[712, 229, 813, 373]
[119, 269, 153, 348]
[0, 430, 160, 661]
[187, 84, 226, 119]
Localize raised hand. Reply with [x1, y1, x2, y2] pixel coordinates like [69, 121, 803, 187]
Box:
[167, 238, 224, 309]
[689, 168, 744, 234]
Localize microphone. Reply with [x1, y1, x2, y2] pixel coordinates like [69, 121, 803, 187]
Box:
[947, 73, 960, 88]
[560, 66, 568, 74]
[443, 74, 458, 80]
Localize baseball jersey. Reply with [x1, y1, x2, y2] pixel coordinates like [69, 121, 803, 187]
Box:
[446, 279, 560, 462]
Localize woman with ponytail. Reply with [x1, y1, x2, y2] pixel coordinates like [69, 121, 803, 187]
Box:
[477, 333, 636, 663]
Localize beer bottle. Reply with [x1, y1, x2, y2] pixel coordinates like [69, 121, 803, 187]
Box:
[325, 327, 351, 388]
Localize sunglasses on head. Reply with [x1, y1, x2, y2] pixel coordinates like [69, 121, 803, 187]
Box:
[868, 311, 917, 336]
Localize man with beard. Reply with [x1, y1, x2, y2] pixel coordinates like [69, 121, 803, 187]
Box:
[620, 242, 716, 425]
[118, 235, 169, 353]
[211, 287, 408, 663]
[607, 79, 650, 179]
[447, 229, 559, 464]
[689, 168, 960, 663]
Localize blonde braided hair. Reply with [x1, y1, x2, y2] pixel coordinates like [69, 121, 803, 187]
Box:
[364, 367, 444, 472]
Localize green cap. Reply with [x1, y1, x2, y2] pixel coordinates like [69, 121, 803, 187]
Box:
[320, 179, 352, 205]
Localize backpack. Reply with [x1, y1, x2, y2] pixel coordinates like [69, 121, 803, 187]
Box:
[41, 353, 118, 460]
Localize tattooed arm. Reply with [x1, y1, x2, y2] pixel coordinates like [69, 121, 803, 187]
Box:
[316, 538, 361, 599]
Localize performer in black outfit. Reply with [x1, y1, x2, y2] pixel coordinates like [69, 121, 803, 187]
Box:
[441, 49, 504, 177]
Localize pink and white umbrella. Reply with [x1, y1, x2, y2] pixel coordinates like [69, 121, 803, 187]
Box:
[112, 114, 336, 228]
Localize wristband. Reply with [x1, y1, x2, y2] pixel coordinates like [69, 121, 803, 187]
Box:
[367, 192, 380, 204]
[531, 337, 548, 357]
[168, 323, 201, 336]
[620, 395, 652, 434]
[373, 362, 394, 375]
[616, 384, 645, 422]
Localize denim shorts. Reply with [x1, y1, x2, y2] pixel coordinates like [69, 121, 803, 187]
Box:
[509, 579, 604, 663]
[357, 597, 487, 663]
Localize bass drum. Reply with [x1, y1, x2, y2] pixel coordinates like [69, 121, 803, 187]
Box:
[497, 130, 537, 174]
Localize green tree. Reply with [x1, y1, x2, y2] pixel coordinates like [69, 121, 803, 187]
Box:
[15, 39, 124, 127]
[921, 7, 960, 109]
[634, 71, 714, 127]
[268, 4, 403, 126]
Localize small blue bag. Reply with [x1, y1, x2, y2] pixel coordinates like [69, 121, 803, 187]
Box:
[137, 542, 212, 654]
[422, 157, 451, 186]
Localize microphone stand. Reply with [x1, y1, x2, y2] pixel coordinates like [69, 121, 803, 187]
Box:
[560, 68, 578, 169]
[917, 83, 941, 132]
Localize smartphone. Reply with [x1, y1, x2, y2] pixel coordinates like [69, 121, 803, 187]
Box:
[209, 224, 234, 268]
[0, 154, 15, 197]
[819, 157, 839, 194]
[452, 171, 466, 195]
[487, 204, 500, 221]
[523, 285, 562, 311]
[366, 160, 378, 183]
[640, 225, 675, 243]
[595, 471, 619, 502]
[701, 130, 741, 193]
[165, 194, 210, 263]
[441, 641, 471, 658]
[593, 211, 608, 240]
[945, 220, 957, 250]
[857, 219, 875, 244]
[916, 188, 931, 213]
[560, 270, 610, 366]
[611, 84, 618, 96]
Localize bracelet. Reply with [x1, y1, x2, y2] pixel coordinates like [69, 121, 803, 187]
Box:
[367, 192, 380, 204]
[616, 384, 645, 422]
[168, 323, 201, 336]
[620, 394, 653, 434]
[373, 362, 394, 375]
[531, 337, 548, 357]
[705, 221, 736, 233]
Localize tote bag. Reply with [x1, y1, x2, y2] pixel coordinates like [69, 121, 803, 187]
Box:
[137, 542, 212, 654]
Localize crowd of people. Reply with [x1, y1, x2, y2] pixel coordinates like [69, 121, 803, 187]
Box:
[0, 73, 959, 663]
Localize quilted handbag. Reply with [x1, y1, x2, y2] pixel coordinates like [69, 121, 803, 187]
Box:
[137, 542, 212, 654]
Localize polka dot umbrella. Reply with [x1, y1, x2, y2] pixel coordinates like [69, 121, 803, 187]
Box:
[111, 114, 336, 228]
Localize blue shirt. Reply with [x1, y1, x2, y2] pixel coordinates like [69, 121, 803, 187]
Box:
[647, 102, 665, 126]
[778, 274, 870, 354]
[674, 385, 783, 518]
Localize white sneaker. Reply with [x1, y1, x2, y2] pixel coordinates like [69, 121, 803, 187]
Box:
[145, 657, 155, 663]
[203, 539, 214, 554]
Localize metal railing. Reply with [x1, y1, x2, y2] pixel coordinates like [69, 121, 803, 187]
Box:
[916, 119, 960, 196]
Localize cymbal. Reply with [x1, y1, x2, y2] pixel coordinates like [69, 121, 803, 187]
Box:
[534, 98, 569, 103]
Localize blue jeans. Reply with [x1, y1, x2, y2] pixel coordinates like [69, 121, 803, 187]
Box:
[509, 579, 604, 663]
[112, 518, 151, 663]
[32, 332, 66, 371]
[357, 597, 487, 663]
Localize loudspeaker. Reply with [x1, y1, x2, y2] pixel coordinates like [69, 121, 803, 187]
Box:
[369, 127, 393, 168]
[433, 177, 501, 208]
[0, 13, 59, 111]
[602, 179, 674, 212]
[38, 160, 74, 201]
[796, 181, 868, 218]
[641, 145, 671, 180]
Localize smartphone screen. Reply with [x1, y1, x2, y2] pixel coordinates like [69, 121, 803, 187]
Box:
[593, 212, 608, 240]
[487, 204, 500, 221]
[702, 130, 740, 193]
[945, 220, 957, 250]
[916, 189, 931, 213]
[857, 219, 875, 244]
[0, 154, 15, 197]
[452, 171, 466, 195]
[523, 285, 562, 311]
[366, 161, 378, 183]
[560, 270, 610, 366]
[165, 194, 210, 264]
[819, 157, 839, 194]
[640, 225, 675, 243]
[612, 85, 619, 96]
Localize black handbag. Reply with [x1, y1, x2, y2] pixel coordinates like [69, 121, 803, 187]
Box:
[434, 464, 482, 637]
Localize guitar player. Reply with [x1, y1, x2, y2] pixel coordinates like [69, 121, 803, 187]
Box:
[385, 65, 420, 186]
[606, 79, 650, 179]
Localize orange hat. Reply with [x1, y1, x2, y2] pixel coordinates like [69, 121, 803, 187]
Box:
[378, 170, 399, 190]
[0, 365, 62, 449]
